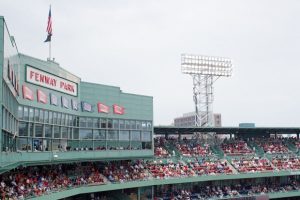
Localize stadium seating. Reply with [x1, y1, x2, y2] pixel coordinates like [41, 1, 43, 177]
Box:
[271, 155, 300, 170]
[221, 139, 253, 156]
[255, 138, 289, 154]
[231, 157, 274, 173]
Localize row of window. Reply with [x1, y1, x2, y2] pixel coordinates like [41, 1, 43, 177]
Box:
[3, 108, 18, 134]
[15, 137, 152, 152]
[18, 106, 152, 130]
[18, 122, 152, 141]
[2, 83, 19, 134]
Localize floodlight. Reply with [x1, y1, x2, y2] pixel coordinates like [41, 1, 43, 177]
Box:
[181, 54, 233, 77]
[181, 54, 233, 127]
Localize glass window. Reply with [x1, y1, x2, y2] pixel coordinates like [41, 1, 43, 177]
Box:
[52, 139, 60, 151]
[93, 118, 99, 128]
[61, 113, 65, 125]
[87, 118, 93, 127]
[131, 131, 141, 141]
[119, 120, 125, 129]
[107, 130, 118, 140]
[119, 130, 129, 141]
[2, 111, 6, 130]
[35, 124, 43, 137]
[61, 127, 68, 139]
[79, 129, 93, 139]
[65, 115, 68, 126]
[93, 129, 106, 140]
[17, 137, 28, 151]
[44, 138, 51, 151]
[60, 139, 68, 151]
[75, 117, 79, 127]
[142, 131, 151, 141]
[25, 137, 32, 151]
[125, 120, 130, 129]
[39, 110, 44, 123]
[136, 121, 141, 130]
[100, 118, 107, 128]
[147, 122, 152, 130]
[53, 112, 57, 124]
[69, 115, 73, 126]
[113, 119, 119, 129]
[57, 113, 61, 125]
[45, 125, 52, 138]
[48, 111, 53, 124]
[24, 107, 29, 121]
[34, 109, 39, 122]
[79, 117, 86, 127]
[44, 110, 49, 123]
[130, 120, 136, 129]
[18, 122, 28, 136]
[142, 121, 147, 130]
[107, 119, 112, 129]
[29, 123, 34, 137]
[68, 128, 72, 139]
[29, 108, 34, 121]
[18, 106, 23, 120]
[73, 128, 79, 139]
[54, 126, 60, 138]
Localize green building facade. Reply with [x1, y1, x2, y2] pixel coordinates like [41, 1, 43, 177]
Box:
[0, 17, 154, 170]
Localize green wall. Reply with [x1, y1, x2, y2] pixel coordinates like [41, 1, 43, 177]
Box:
[0, 17, 4, 152]
[16, 54, 153, 121]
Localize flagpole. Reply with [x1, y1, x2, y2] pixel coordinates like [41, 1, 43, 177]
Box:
[49, 4, 51, 60]
[49, 41, 51, 60]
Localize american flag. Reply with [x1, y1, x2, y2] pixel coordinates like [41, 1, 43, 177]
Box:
[44, 6, 52, 42]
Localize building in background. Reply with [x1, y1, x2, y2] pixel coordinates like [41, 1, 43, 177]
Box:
[174, 112, 222, 127]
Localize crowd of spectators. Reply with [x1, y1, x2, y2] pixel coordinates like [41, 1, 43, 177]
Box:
[221, 139, 253, 156]
[187, 159, 233, 175]
[174, 139, 213, 157]
[146, 160, 196, 178]
[154, 137, 170, 158]
[155, 179, 300, 200]
[255, 138, 290, 154]
[231, 156, 274, 173]
[285, 137, 300, 153]
[0, 163, 107, 200]
[5, 135, 300, 199]
[102, 160, 151, 182]
[272, 155, 300, 170]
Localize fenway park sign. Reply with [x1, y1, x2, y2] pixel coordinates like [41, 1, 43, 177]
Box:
[26, 65, 78, 96]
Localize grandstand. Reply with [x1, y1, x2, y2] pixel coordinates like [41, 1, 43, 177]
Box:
[2, 16, 300, 200]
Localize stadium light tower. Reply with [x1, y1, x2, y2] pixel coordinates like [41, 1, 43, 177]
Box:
[181, 54, 233, 127]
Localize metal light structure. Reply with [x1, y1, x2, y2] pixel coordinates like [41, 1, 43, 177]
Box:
[181, 54, 233, 127]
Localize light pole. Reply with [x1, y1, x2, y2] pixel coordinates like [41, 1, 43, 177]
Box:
[181, 54, 233, 127]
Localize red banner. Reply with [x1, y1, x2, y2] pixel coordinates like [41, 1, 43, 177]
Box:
[113, 104, 125, 115]
[37, 89, 47, 104]
[97, 102, 109, 113]
[22, 85, 34, 101]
